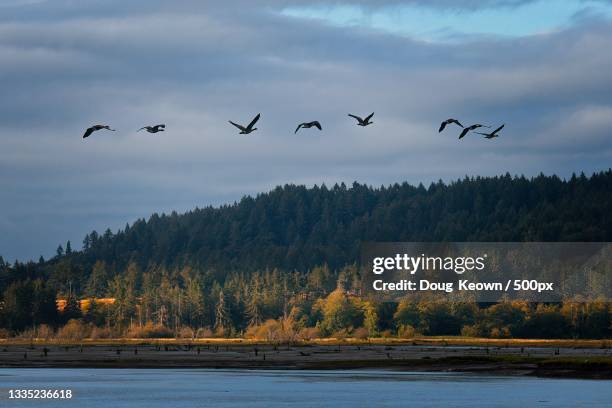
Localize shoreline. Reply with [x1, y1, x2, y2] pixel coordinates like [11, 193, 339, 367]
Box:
[1, 341, 610, 379]
[2, 336, 609, 348]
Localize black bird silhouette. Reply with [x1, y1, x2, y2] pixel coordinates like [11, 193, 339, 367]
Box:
[229, 113, 261, 134]
[476, 124, 505, 139]
[295, 121, 322, 134]
[458, 124, 490, 139]
[83, 124, 115, 139]
[138, 124, 165, 133]
[439, 118, 463, 132]
[348, 112, 374, 126]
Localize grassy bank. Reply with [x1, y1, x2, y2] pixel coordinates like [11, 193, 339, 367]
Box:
[1, 336, 609, 348]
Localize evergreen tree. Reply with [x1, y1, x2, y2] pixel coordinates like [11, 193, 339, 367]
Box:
[107, 275, 135, 328]
[82, 234, 91, 251]
[214, 290, 230, 333]
[31, 280, 59, 326]
[362, 301, 379, 337]
[246, 277, 263, 327]
[184, 277, 205, 328]
[62, 292, 82, 321]
[2, 280, 35, 331]
[85, 261, 108, 298]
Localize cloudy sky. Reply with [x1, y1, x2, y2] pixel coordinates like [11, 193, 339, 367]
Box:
[1, 0, 611, 261]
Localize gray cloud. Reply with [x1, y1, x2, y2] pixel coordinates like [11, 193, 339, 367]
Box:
[0, 0, 611, 260]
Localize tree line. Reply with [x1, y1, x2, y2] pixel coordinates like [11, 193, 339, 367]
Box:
[0, 170, 610, 339]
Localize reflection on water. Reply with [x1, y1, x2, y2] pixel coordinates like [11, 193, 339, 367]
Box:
[0, 369, 610, 407]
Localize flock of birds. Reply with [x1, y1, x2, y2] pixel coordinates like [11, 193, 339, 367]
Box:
[82, 113, 504, 140]
[438, 118, 505, 139]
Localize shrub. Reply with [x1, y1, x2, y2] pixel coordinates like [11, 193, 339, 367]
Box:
[127, 322, 174, 338]
[17, 325, 54, 341]
[380, 329, 394, 338]
[246, 318, 298, 342]
[352, 327, 369, 339]
[0, 328, 11, 339]
[17, 327, 37, 341]
[57, 319, 89, 340]
[36, 324, 54, 340]
[244, 325, 258, 339]
[178, 326, 195, 339]
[194, 327, 213, 339]
[214, 326, 228, 338]
[397, 324, 418, 339]
[460, 324, 481, 337]
[298, 326, 321, 340]
[259, 319, 284, 341]
[490, 326, 511, 339]
[90, 326, 113, 339]
[330, 328, 348, 340]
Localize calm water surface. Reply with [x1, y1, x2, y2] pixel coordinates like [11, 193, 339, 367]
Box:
[0, 369, 610, 407]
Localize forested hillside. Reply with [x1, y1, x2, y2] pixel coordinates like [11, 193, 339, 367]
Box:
[0, 171, 610, 339]
[24, 171, 612, 278]
[77, 171, 612, 272]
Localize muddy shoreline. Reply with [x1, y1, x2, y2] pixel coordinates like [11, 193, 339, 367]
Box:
[1, 342, 610, 379]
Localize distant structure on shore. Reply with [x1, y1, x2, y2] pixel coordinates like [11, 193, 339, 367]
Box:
[56, 297, 116, 313]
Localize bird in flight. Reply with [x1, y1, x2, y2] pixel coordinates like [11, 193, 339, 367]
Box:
[439, 118, 463, 132]
[348, 112, 374, 127]
[138, 124, 165, 133]
[458, 124, 490, 139]
[476, 124, 505, 139]
[83, 124, 115, 139]
[229, 113, 261, 134]
[295, 121, 322, 134]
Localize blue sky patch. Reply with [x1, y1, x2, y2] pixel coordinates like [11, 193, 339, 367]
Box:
[280, 1, 612, 42]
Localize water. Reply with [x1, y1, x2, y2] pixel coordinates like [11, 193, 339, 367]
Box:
[0, 369, 610, 407]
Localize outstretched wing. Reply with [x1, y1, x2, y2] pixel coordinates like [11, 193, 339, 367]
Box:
[295, 123, 303, 134]
[474, 132, 489, 136]
[452, 119, 464, 128]
[137, 127, 147, 132]
[348, 114, 363, 123]
[313, 121, 322, 130]
[458, 128, 470, 139]
[83, 127, 95, 138]
[229, 121, 246, 132]
[365, 112, 374, 122]
[492, 124, 505, 134]
[439, 121, 447, 132]
[246, 113, 261, 130]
